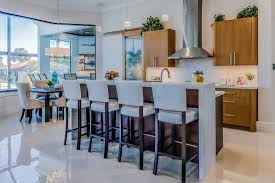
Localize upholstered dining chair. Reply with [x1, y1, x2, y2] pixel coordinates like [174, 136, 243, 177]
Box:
[17, 83, 43, 123]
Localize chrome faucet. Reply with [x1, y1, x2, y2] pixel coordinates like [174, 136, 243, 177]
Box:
[160, 68, 171, 82]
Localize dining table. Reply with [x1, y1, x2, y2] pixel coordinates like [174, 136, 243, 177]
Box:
[31, 88, 63, 122]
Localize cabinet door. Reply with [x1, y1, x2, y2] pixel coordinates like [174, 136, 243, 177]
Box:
[233, 17, 258, 65]
[154, 30, 169, 67]
[214, 21, 234, 66]
[219, 89, 250, 127]
[143, 31, 157, 68]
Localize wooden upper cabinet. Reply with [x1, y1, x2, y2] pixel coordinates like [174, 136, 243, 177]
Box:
[214, 17, 258, 66]
[143, 29, 175, 69]
[213, 20, 234, 66]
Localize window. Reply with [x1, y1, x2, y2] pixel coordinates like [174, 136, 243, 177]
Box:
[49, 40, 71, 75]
[0, 14, 7, 52]
[0, 14, 38, 90]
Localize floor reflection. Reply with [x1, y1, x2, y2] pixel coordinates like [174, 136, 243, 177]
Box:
[0, 114, 275, 183]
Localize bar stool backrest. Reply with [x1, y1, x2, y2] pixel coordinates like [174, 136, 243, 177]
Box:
[62, 80, 81, 100]
[86, 80, 109, 103]
[116, 81, 143, 107]
[152, 83, 187, 112]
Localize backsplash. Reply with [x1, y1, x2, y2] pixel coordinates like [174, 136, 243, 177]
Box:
[146, 58, 257, 86]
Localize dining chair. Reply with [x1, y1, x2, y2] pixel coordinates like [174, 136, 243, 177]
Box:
[17, 83, 43, 123]
[28, 74, 38, 84]
[53, 96, 66, 120]
[116, 81, 155, 170]
[151, 83, 199, 183]
[86, 80, 119, 158]
[37, 73, 48, 80]
[62, 80, 90, 150]
[64, 73, 77, 80]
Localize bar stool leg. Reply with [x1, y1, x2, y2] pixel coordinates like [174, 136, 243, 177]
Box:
[138, 107, 144, 170]
[64, 107, 69, 145]
[153, 110, 159, 175]
[100, 113, 104, 138]
[181, 112, 186, 183]
[86, 108, 90, 137]
[127, 117, 131, 143]
[56, 107, 59, 121]
[88, 111, 94, 152]
[111, 111, 116, 142]
[77, 100, 82, 150]
[104, 103, 109, 159]
[118, 111, 123, 162]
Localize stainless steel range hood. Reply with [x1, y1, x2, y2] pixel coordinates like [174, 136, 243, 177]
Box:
[169, 0, 211, 60]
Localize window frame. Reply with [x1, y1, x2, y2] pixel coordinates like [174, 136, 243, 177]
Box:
[0, 10, 96, 92]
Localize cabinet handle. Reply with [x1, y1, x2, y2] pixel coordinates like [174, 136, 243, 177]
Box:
[224, 114, 236, 117]
[233, 51, 236, 66]
[153, 57, 156, 67]
[229, 52, 232, 66]
[156, 57, 158, 67]
[225, 92, 236, 95]
[223, 100, 235, 104]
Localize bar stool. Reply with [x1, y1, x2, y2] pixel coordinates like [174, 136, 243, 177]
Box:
[152, 83, 199, 183]
[62, 80, 90, 150]
[116, 81, 155, 170]
[86, 80, 119, 158]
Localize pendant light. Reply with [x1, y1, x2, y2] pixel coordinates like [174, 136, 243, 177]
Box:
[123, 0, 132, 28]
[45, 0, 70, 58]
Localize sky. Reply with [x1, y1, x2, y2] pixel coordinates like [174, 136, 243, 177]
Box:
[0, 14, 38, 54]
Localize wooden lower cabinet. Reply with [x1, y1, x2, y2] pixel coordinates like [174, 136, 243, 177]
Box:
[216, 88, 258, 132]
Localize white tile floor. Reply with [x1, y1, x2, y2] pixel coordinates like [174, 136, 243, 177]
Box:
[0, 114, 275, 183]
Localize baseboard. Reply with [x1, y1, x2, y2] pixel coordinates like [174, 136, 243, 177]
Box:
[257, 121, 275, 133]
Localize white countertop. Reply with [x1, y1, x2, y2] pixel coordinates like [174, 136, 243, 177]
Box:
[215, 91, 225, 97]
[215, 85, 258, 90]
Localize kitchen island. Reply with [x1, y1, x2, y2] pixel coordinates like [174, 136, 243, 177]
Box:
[69, 81, 223, 179]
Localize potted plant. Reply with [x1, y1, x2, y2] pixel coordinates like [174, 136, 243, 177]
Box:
[105, 71, 119, 80]
[141, 16, 164, 35]
[237, 5, 258, 19]
[193, 70, 204, 83]
[245, 72, 255, 86]
[47, 80, 54, 88]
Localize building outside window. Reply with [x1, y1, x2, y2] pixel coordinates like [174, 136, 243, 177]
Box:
[49, 39, 71, 75]
[0, 14, 38, 90]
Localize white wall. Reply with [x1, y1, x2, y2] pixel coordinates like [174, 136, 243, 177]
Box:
[102, 34, 125, 79]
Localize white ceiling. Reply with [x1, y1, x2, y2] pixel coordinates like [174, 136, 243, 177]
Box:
[21, 0, 143, 12]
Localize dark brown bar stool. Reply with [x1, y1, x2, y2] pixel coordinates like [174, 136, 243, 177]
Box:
[86, 80, 119, 158]
[116, 81, 155, 170]
[152, 83, 199, 183]
[62, 80, 90, 150]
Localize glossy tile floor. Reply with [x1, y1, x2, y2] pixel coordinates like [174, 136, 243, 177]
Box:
[0, 114, 275, 183]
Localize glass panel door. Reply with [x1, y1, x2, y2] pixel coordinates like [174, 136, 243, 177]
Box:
[125, 36, 143, 80]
